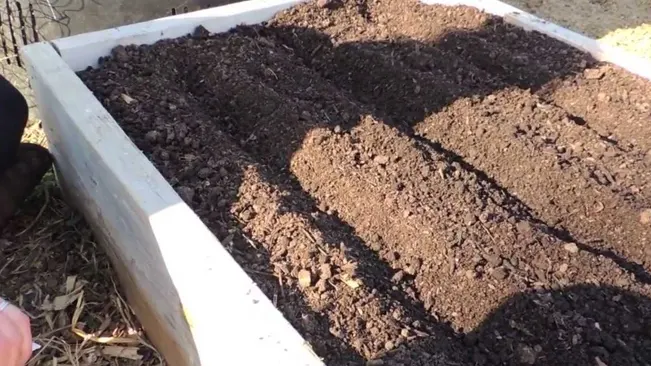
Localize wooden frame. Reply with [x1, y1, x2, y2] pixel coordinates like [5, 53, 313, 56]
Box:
[20, 0, 651, 365]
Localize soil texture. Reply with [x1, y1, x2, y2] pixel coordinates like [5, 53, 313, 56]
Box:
[79, 0, 651, 365]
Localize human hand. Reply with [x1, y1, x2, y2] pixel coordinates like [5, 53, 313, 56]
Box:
[0, 297, 33, 366]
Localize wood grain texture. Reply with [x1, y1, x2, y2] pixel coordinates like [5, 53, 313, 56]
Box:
[21, 41, 324, 366]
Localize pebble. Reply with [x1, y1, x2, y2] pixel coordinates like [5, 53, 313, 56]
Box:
[298, 270, 312, 288]
[465, 269, 478, 279]
[384, 341, 395, 351]
[197, 168, 212, 179]
[374, 155, 390, 165]
[484, 253, 502, 267]
[640, 209, 651, 225]
[144, 130, 160, 143]
[391, 270, 406, 283]
[491, 266, 509, 280]
[516, 344, 537, 365]
[315, 279, 328, 293]
[404, 257, 422, 275]
[563, 242, 580, 254]
[464, 212, 477, 226]
[111, 45, 129, 62]
[320, 263, 333, 280]
[176, 186, 195, 203]
[558, 263, 569, 273]
[516, 220, 532, 234]
[584, 68, 605, 80]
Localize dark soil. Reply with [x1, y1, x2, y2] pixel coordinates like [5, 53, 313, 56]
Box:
[78, 0, 651, 364]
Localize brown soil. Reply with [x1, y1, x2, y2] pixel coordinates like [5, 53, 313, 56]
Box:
[78, 0, 651, 364]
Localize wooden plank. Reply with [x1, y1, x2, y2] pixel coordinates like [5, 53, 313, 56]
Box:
[21, 42, 324, 366]
[424, 0, 651, 81]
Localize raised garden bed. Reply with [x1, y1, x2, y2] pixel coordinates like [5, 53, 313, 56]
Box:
[22, 0, 651, 365]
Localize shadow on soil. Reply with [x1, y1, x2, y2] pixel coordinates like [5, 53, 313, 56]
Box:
[235, 22, 651, 364]
[191, 20, 651, 364]
[80, 7, 651, 365]
[392, 284, 651, 365]
[259, 19, 651, 282]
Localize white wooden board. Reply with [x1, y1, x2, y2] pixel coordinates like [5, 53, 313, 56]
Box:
[21, 0, 651, 365]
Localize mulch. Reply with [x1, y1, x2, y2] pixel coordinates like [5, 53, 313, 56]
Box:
[77, 0, 651, 364]
[0, 170, 163, 365]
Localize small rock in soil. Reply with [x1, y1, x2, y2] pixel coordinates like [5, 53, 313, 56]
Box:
[404, 257, 422, 275]
[197, 168, 212, 179]
[640, 209, 651, 225]
[384, 340, 395, 351]
[111, 45, 129, 62]
[176, 186, 195, 203]
[465, 212, 478, 226]
[465, 269, 478, 279]
[374, 155, 390, 165]
[484, 253, 502, 267]
[320, 263, 333, 280]
[392, 270, 406, 283]
[144, 130, 160, 143]
[564, 242, 580, 254]
[517, 344, 537, 365]
[298, 269, 313, 288]
[491, 266, 509, 280]
[584, 68, 605, 80]
[192, 25, 211, 38]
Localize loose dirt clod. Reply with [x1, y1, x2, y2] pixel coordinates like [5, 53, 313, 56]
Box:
[640, 209, 651, 224]
[563, 242, 580, 254]
[79, 0, 651, 364]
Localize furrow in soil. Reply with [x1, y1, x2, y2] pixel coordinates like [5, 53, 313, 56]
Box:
[80, 34, 467, 365]
[76, 0, 651, 364]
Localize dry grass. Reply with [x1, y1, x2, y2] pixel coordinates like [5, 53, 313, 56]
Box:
[0, 126, 165, 366]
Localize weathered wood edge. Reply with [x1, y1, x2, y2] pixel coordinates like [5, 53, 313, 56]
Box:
[20, 42, 325, 366]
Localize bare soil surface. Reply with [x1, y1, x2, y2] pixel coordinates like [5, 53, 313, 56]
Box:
[79, 0, 651, 364]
